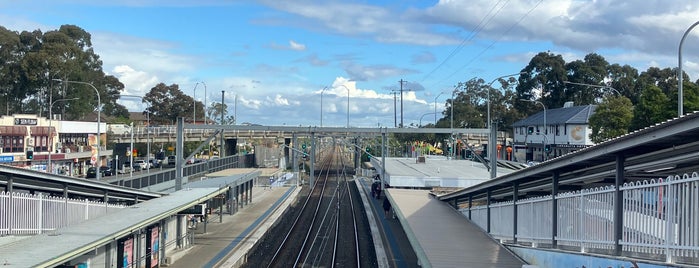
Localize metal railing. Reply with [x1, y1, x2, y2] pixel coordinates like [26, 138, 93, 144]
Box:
[114, 154, 254, 189]
[0, 192, 126, 235]
[461, 171, 699, 264]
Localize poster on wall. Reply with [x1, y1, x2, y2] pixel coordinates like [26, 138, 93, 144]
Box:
[123, 238, 133, 268]
[88, 134, 97, 165]
[150, 227, 159, 267]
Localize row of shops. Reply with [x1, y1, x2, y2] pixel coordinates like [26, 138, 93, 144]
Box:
[0, 114, 111, 177]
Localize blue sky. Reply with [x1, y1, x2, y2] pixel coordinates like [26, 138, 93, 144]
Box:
[3, 0, 699, 127]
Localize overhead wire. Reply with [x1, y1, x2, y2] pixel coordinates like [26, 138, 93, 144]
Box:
[420, 0, 509, 83]
[429, 0, 544, 89]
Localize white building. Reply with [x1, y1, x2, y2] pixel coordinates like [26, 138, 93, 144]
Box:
[0, 114, 111, 176]
[512, 102, 596, 163]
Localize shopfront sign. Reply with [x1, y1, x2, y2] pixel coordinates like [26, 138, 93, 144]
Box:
[14, 118, 37, 125]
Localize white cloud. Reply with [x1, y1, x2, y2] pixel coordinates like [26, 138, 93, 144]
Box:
[289, 40, 306, 51]
[238, 96, 262, 110]
[269, 94, 298, 106]
[258, 1, 461, 46]
[93, 32, 196, 74]
[268, 40, 307, 51]
[111, 65, 160, 97]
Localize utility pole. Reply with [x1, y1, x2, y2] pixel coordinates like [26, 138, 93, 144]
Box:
[391, 91, 398, 127]
[220, 90, 225, 157]
[399, 79, 407, 128]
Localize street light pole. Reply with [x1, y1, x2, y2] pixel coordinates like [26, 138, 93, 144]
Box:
[521, 99, 547, 161]
[487, 72, 526, 135]
[48, 98, 78, 174]
[53, 79, 101, 180]
[419, 112, 438, 127]
[563, 81, 620, 96]
[450, 84, 461, 160]
[120, 95, 151, 174]
[201, 81, 207, 125]
[434, 91, 446, 126]
[192, 82, 200, 124]
[487, 72, 525, 178]
[678, 20, 699, 117]
[319, 86, 328, 127]
[129, 122, 134, 177]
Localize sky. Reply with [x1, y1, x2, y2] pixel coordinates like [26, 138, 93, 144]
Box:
[2, 0, 699, 128]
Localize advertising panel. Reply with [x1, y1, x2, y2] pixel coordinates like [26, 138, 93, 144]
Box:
[150, 227, 159, 267]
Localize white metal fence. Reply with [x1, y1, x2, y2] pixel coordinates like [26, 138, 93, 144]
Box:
[462, 171, 699, 264]
[0, 191, 126, 235]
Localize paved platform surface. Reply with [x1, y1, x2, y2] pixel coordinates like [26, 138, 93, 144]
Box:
[357, 177, 420, 268]
[386, 188, 526, 268]
[165, 185, 297, 267]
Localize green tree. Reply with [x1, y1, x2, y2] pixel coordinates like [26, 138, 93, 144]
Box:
[564, 53, 610, 105]
[516, 52, 567, 112]
[144, 83, 198, 124]
[208, 102, 236, 124]
[630, 85, 674, 130]
[607, 64, 639, 104]
[489, 76, 520, 134]
[0, 26, 23, 115]
[589, 96, 633, 143]
[450, 79, 486, 128]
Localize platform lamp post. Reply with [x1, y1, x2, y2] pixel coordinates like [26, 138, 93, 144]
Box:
[678, 20, 699, 117]
[48, 97, 78, 174]
[487, 72, 525, 178]
[201, 81, 207, 125]
[520, 99, 547, 161]
[419, 112, 438, 127]
[338, 84, 351, 128]
[192, 82, 200, 124]
[120, 95, 151, 174]
[434, 91, 448, 125]
[450, 83, 463, 160]
[53, 79, 102, 180]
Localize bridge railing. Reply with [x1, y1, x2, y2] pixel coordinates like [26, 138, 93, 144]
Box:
[114, 154, 254, 189]
[462, 171, 699, 265]
[0, 192, 126, 235]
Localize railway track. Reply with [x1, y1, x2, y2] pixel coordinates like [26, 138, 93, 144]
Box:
[245, 142, 376, 267]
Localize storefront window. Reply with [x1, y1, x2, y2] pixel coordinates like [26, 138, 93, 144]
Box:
[1, 136, 25, 153]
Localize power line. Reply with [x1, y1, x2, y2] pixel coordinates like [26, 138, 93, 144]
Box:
[432, 0, 543, 87]
[420, 0, 509, 83]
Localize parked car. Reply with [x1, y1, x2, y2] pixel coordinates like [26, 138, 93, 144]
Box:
[86, 166, 113, 178]
[119, 162, 134, 173]
[134, 160, 148, 170]
[86, 167, 98, 178]
[99, 166, 113, 176]
[149, 159, 160, 168]
[164, 155, 177, 166]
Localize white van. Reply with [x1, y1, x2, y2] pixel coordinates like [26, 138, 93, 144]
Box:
[108, 124, 130, 135]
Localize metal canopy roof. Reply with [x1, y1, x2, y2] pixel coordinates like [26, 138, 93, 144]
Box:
[439, 111, 699, 202]
[0, 164, 162, 201]
[0, 187, 225, 268]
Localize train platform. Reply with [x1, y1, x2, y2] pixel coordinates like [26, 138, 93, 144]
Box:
[383, 187, 527, 268]
[164, 185, 299, 267]
[356, 177, 420, 268]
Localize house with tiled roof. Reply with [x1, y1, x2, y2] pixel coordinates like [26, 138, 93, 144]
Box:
[512, 102, 596, 162]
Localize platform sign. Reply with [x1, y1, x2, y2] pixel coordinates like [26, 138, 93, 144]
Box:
[178, 204, 206, 215]
[0, 156, 14, 163]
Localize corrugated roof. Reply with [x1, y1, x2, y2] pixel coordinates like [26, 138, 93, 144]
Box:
[0, 187, 225, 267]
[512, 104, 596, 127]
